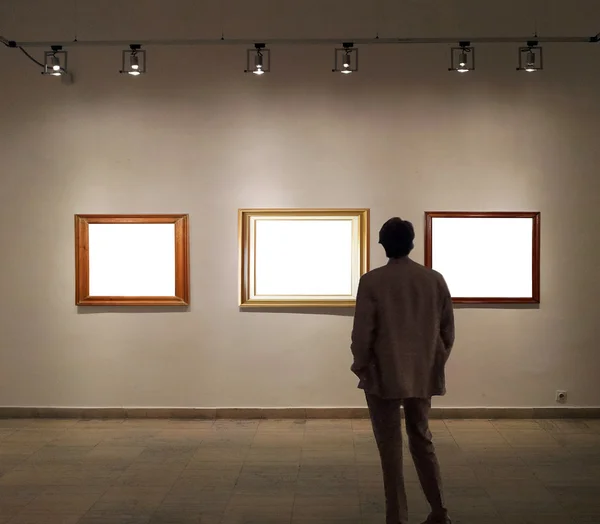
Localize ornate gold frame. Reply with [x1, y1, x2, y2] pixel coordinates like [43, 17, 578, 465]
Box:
[239, 209, 370, 307]
[75, 214, 190, 306]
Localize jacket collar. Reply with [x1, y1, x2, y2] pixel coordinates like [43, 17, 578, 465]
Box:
[387, 257, 411, 265]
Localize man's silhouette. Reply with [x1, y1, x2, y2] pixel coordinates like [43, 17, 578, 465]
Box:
[351, 217, 455, 524]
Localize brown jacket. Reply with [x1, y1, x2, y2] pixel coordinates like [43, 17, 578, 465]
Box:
[350, 257, 455, 399]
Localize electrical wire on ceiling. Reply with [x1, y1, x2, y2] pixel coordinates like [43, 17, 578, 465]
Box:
[1, 35, 45, 67]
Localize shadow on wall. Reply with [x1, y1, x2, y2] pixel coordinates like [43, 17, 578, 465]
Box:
[76, 305, 355, 316]
[76, 304, 539, 314]
[240, 307, 355, 317]
[77, 306, 190, 314]
[454, 303, 540, 310]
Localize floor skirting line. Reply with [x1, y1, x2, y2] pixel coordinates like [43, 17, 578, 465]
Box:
[1, 406, 599, 419]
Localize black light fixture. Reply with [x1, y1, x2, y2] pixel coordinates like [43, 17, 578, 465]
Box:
[517, 41, 543, 72]
[42, 45, 67, 76]
[333, 42, 358, 74]
[449, 41, 474, 73]
[120, 44, 146, 76]
[245, 43, 270, 75]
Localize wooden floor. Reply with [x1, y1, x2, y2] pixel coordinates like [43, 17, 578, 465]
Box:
[0, 418, 599, 523]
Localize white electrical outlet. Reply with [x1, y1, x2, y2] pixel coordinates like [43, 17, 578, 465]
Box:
[556, 390, 568, 403]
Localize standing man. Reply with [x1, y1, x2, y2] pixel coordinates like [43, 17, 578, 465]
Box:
[351, 217, 455, 524]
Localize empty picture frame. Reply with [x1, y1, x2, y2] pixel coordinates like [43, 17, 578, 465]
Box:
[425, 212, 540, 304]
[239, 209, 370, 307]
[75, 214, 190, 306]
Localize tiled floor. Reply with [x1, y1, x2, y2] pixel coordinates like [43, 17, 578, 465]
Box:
[0, 418, 599, 524]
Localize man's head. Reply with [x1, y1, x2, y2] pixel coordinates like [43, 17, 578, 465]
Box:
[379, 217, 415, 258]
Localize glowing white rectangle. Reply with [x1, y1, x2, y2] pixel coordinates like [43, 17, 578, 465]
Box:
[253, 218, 354, 297]
[431, 217, 533, 298]
[88, 223, 176, 297]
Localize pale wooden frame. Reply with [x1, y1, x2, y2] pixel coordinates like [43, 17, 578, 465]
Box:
[239, 209, 370, 307]
[75, 214, 190, 306]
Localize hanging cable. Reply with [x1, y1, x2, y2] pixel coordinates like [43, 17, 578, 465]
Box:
[1, 36, 45, 68]
[18, 47, 45, 68]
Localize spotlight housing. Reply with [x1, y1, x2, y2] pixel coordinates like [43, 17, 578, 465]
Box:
[449, 41, 474, 73]
[333, 43, 358, 74]
[120, 44, 146, 76]
[517, 41, 543, 72]
[245, 43, 270, 75]
[42, 46, 67, 76]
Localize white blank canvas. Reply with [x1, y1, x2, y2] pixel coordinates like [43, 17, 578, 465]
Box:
[431, 217, 533, 298]
[252, 218, 356, 298]
[88, 223, 176, 297]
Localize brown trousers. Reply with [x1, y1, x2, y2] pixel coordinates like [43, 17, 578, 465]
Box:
[366, 394, 447, 524]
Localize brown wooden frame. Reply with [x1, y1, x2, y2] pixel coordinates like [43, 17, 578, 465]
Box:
[425, 211, 541, 304]
[75, 214, 190, 306]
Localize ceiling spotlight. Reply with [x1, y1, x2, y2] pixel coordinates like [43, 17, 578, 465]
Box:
[245, 43, 270, 75]
[120, 44, 146, 76]
[342, 51, 352, 73]
[517, 41, 543, 72]
[42, 46, 67, 76]
[333, 43, 358, 74]
[254, 53, 264, 75]
[449, 41, 474, 73]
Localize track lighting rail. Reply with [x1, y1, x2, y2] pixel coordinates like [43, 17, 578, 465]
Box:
[2, 35, 598, 48]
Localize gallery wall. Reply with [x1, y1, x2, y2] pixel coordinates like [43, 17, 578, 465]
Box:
[0, 0, 599, 408]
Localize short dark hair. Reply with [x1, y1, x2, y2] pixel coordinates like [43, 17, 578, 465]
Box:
[379, 217, 415, 258]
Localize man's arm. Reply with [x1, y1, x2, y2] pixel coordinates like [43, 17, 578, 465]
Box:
[350, 275, 376, 377]
[439, 276, 455, 357]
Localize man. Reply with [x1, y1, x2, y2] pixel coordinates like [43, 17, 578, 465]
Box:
[351, 217, 455, 524]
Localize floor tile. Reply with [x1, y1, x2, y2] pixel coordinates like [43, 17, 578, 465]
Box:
[22, 486, 105, 515]
[0, 418, 596, 524]
[6, 513, 81, 523]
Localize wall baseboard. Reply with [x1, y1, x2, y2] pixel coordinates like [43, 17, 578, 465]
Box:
[0, 406, 599, 419]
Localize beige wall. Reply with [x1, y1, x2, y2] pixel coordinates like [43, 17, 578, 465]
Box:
[0, 0, 599, 408]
